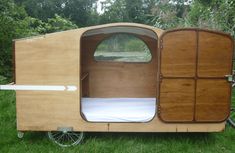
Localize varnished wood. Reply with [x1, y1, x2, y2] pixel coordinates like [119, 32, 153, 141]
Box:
[159, 79, 195, 122]
[198, 31, 233, 77]
[161, 30, 197, 77]
[195, 79, 230, 121]
[159, 29, 233, 123]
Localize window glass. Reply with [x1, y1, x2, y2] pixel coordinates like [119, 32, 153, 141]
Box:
[94, 34, 152, 62]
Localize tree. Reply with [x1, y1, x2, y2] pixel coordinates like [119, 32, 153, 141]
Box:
[185, 0, 235, 37]
[99, 0, 155, 24]
[149, 0, 190, 29]
[30, 14, 77, 34]
[15, 0, 99, 27]
[0, 0, 36, 79]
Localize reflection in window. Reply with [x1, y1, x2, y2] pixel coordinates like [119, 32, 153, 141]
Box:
[94, 34, 152, 62]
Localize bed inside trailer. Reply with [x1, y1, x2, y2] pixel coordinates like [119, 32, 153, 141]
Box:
[80, 26, 158, 122]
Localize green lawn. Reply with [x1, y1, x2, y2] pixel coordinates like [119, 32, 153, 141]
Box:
[1, 90, 235, 153]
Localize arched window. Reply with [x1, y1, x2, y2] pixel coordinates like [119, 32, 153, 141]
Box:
[94, 34, 152, 62]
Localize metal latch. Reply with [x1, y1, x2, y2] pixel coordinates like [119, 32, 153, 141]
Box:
[225, 74, 233, 82]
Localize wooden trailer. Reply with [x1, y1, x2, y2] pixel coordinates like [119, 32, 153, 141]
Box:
[0, 23, 234, 147]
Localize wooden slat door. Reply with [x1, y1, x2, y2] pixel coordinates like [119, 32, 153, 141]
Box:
[158, 29, 233, 122]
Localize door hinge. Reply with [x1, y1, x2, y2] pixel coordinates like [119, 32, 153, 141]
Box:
[157, 105, 161, 114]
[160, 39, 163, 49]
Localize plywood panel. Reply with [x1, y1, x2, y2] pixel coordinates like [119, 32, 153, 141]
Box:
[159, 79, 195, 122]
[15, 30, 109, 132]
[161, 30, 197, 77]
[15, 32, 78, 85]
[198, 31, 233, 77]
[81, 34, 158, 98]
[195, 79, 230, 121]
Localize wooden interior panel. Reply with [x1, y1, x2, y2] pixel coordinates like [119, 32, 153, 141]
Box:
[159, 79, 195, 122]
[81, 72, 89, 97]
[195, 79, 230, 121]
[161, 30, 197, 77]
[81, 34, 158, 98]
[198, 31, 233, 77]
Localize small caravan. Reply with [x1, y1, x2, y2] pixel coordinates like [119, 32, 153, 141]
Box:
[0, 23, 234, 147]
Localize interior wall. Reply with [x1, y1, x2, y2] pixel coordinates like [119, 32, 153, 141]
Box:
[81, 33, 158, 98]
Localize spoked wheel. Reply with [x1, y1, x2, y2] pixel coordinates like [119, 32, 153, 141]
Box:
[228, 107, 235, 128]
[48, 131, 84, 147]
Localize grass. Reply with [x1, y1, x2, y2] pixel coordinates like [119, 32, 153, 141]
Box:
[1, 90, 235, 152]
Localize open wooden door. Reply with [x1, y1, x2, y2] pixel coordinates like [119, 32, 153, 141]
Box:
[158, 29, 233, 122]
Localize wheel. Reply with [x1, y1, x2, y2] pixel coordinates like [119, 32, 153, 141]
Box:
[17, 131, 24, 139]
[47, 131, 84, 147]
[228, 107, 235, 128]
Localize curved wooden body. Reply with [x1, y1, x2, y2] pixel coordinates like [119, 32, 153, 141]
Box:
[14, 23, 233, 132]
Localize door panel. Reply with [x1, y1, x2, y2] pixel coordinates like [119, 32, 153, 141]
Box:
[198, 31, 233, 77]
[159, 30, 197, 122]
[158, 29, 233, 123]
[195, 79, 230, 121]
[159, 79, 195, 122]
[161, 30, 197, 77]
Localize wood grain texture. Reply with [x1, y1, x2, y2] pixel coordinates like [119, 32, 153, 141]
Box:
[159, 29, 233, 123]
[81, 34, 158, 98]
[195, 79, 230, 121]
[198, 31, 233, 77]
[159, 79, 195, 122]
[161, 30, 197, 77]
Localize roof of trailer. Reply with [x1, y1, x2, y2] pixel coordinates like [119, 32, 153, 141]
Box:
[14, 23, 164, 41]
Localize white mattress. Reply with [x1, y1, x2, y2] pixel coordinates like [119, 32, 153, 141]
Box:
[81, 98, 156, 122]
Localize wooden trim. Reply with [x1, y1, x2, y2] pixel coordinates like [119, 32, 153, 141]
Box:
[12, 41, 16, 83]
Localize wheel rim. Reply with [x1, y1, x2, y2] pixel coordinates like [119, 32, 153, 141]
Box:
[48, 131, 84, 147]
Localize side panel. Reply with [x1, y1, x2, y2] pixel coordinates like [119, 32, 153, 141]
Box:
[15, 31, 108, 131]
[159, 29, 233, 122]
[159, 30, 197, 122]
